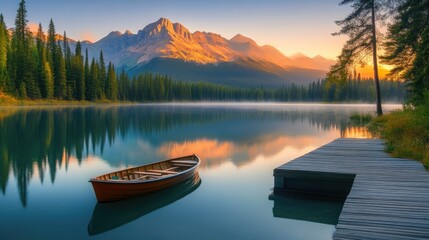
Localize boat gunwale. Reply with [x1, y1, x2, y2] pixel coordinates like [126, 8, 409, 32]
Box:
[88, 154, 200, 185]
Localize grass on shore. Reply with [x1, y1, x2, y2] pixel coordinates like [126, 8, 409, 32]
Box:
[349, 112, 373, 125]
[369, 101, 429, 170]
[0, 91, 132, 106]
[0, 91, 19, 104]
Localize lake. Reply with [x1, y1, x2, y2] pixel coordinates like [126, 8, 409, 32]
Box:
[0, 103, 400, 240]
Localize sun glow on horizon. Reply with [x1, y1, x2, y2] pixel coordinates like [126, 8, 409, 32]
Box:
[78, 31, 96, 43]
[158, 132, 338, 169]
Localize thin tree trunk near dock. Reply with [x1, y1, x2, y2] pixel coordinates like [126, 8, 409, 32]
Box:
[371, 0, 383, 116]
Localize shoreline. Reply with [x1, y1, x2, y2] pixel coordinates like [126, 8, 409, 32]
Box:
[0, 99, 135, 107]
[0, 99, 404, 107]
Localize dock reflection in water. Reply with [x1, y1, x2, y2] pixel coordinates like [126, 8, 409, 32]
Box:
[269, 193, 345, 225]
[0, 104, 402, 240]
[88, 173, 201, 236]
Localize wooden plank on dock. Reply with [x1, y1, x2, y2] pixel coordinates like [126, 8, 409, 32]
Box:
[273, 138, 429, 240]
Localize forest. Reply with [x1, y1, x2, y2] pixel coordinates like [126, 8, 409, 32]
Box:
[0, 1, 405, 103]
[118, 72, 404, 102]
[325, 0, 428, 168]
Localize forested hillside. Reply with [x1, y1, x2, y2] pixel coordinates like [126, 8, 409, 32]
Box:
[0, 1, 405, 103]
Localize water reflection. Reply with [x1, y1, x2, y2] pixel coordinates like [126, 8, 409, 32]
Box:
[88, 173, 201, 236]
[269, 193, 345, 225]
[0, 104, 398, 207]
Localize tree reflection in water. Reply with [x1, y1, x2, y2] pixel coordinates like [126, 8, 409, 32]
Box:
[0, 104, 389, 206]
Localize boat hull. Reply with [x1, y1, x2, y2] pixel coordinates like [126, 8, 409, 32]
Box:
[90, 154, 200, 202]
[91, 167, 199, 202]
[88, 174, 201, 235]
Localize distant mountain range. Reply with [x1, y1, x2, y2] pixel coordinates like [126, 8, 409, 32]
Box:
[79, 18, 336, 87]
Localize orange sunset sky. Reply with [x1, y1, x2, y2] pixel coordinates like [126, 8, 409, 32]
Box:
[2, 0, 394, 76]
[2, 0, 351, 59]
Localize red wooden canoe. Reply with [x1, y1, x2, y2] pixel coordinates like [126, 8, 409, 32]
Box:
[89, 154, 200, 202]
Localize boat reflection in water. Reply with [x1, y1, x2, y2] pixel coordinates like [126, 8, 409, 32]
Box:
[88, 173, 201, 236]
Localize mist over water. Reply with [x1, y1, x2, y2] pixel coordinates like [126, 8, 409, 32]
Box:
[0, 103, 400, 240]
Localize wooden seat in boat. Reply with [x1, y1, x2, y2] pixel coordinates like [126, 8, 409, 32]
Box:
[134, 171, 162, 176]
[89, 154, 200, 202]
[148, 169, 178, 174]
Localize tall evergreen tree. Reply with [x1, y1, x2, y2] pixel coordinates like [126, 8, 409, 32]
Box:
[62, 31, 71, 60]
[117, 68, 128, 101]
[24, 27, 39, 99]
[0, 14, 9, 91]
[36, 23, 53, 98]
[63, 31, 73, 99]
[87, 57, 98, 101]
[10, 0, 39, 99]
[84, 48, 90, 100]
[98, 51, 106, 99]
[9, 0, 27, 97]
[73, 41, 85, 100]
[327, 0, 393, 115]
[43, 61, 54, 99]
[106, 62, 117, 100]
[53, 41, 66, 99]
[47, 19, 66, 99]
[382, 0, 429, 104]
[47, 20, 66, 99]
[47, 19, 56, 65]
[36, 23, 43, 79]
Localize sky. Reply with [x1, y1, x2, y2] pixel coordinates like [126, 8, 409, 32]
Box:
[1, 0, 350, 59]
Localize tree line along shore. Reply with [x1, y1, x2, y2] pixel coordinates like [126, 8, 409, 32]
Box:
[0, 1, 405, 105]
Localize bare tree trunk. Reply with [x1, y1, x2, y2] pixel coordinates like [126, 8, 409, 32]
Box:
[371, 0, 383, 115]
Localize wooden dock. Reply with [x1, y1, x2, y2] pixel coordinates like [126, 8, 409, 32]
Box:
[273, 138, 429, 240]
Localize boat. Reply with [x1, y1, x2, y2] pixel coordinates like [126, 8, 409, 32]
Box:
[89, 154, 200, 202]
[88, 174, 201, 235]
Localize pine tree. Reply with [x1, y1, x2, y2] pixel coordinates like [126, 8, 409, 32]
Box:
[87, 57, 98, 101]
[84, 48, 90, 100]
[47, 19, 66, 99]
[54, 41, 66, 99]
[36, 23, 43, 85]
[63, 31, 73, 99]
[117, 68, 128, 101]
[98, 51, 106, 99]
[73, 41, 85, 100]
[47, 19, 67, 99]
[106, 62, 117, 100]
[10, 0, 40, 99]
[10, 0, 27, 97]
[36, 23, 45, 98]
[47, 19, 56, 66]
[0, 14, 9, 91]
[43, 61, 54, 99]
[25, 29, 40, 99]
[327, 0, 394, 115]
[36, 23, 53, 99]
[382, 0, 429, 104]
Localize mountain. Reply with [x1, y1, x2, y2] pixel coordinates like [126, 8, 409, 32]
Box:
[82, 18, 336, 87]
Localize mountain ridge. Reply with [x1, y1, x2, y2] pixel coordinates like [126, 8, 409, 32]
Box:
[79, 17, 336, 87]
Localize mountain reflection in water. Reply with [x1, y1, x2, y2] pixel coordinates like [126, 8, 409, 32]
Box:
[0, 104, 399, 206]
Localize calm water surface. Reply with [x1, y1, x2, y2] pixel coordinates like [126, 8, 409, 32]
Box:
[0, 103, 400, 240]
